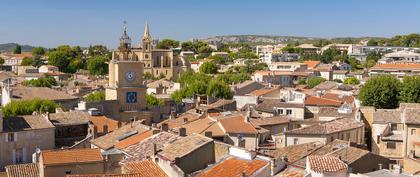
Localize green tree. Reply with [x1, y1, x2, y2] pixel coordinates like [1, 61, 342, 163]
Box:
[307, 77, 326, 88]
[48, 45, 84, 73]
[13, 44, 21, 54]
[20, 57, 34, 66]
[181, 41, 194, 51]
[206, 80, 233, 99]
[32, 47, 45, 56]
[88, 45, 109, 57]
[344, 77, 360, 85]
[23, 77, 57, 88]
[0, 57, 4, 65]
[367, 39, 378, 46]
[297, 78, 306, 85]
[87, 55, 109, 75]
[146, 94, 164, 107]
[400, 76, 420, 103]
[85, 92, 105, 102]
[2, 99, 58, 117]
[156, 39, 180, 49]
[359, 75, 401, 109]
[144, 72, 155, 80]
[198, 46, 213, 55]
[199, 62, 218, 74]
[365, 52, 381, 68]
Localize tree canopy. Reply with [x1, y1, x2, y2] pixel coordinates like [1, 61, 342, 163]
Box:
[400, 76, 420, 103]
[359, 75, 401, 109]
[13, 44, 21, 54]
[344, 77, 360, 85]
[146, 94, 164, 107]
[307, 77, 326, 88]
[32, 47, 46, 56]
[199, 62, 218, 74]
[85, 92, 105, 102]
[2, 99, 58, 117]
[20, 57, 33, 66]
[156, 39, 180, 49]
[87, 55, 109, 75]
[23, 77, 57, 88]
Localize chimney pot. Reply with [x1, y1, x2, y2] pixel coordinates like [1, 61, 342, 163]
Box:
[179, 127, 186, 137]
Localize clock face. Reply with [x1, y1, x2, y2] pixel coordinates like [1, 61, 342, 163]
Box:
[125, 71, 135, 82]
[126, 92, 137, 103]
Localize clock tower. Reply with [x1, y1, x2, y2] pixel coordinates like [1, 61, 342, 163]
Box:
[105, 22, 151, 123]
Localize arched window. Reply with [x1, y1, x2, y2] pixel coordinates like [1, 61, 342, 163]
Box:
[145, 54, 148, 59]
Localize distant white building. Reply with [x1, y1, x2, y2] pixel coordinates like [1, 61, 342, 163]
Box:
[378, 50, 420, 64]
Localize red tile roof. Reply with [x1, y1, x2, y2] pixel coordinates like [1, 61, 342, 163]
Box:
[115, 131, 153, 149]
[219, 115, 258, 134]
[248, 87, 278, 96]
[89, 115, 120, 134]
[196, 157, 268, 177]
[67, 174, 147, 177]
[305, 96, 342, 107]
[253, 70, 311, 77]
[121, 160, 168, 177]
[321, 93, 354, 104]
[303, 60, 321, 69]
[5, 163, 39, 177]
[41, 148, 103, 166]
[371, 63, 420, 70]
[307, 155, 348, 173]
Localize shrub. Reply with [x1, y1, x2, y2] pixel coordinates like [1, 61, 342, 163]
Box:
[2, 99, 58, 117]
[85, 92, 105, 102]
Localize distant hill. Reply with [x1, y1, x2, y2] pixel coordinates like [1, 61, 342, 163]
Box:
[200, 35, 386, 46]
[0, 43, 35, 53]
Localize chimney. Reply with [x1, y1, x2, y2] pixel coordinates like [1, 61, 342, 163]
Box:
[183, 118, 188, 123]
[161, 123, 169, 132]
[204, 131, 213, 138]
[179, 127, 186, 137]
[242, 172, 247, 177]
[103, 125, 108, 134]
[117, 122, 122, 128]
[32, 148, 41, 163]
[152, 143, 157, 155]
[245, 106, 251, 123]
[378, 163, 382, 170]
[93, 126, 98, 138]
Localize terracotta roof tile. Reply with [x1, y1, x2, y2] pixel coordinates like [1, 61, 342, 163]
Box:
[286, 118, 364, 135]
[321, 93, 354, 104]
[250, 116, 290, 127]
[307, 155, 348, 173]
[370, 63, 420, 70]
[12, 87, 78, 101]
[258, 142, 323, 163]
[121, 160, 168, 177]
[305, 96, 342, 107]
[41, 148, 103, 166]
[253, 71, 311, 77]
[115, 131, 153, 149]
[303, 60, 321, 69]
[5, 163, 39, 177]
[157, 110, 203, 130]
[67, 174, 145, 177]
[196, 157, 268, 177]
[3, 115, 54, 132]
[158, 134, 213, 161]
[89, 115, 120, 134]
[219, 115, 258, 134]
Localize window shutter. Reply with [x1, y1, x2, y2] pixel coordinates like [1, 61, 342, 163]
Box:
[14, 133, 17, 142]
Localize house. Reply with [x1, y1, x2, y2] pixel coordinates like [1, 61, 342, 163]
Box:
[231, 80, 264, 96]
[378, 50, 420, 63]
[268, 62, 308, 72]
[315, 64, 336, 81]
[284, 118, 364, 146]
[46, 111, 91, 148]
[255, 99, 305, 120]
[190, 61, 200, 72]
[298, 44, 320, 54]
[211, 52, 228, 59]
[155, 134, 215, 176]
[37, 148, 105, 177]
[305, 155, 348, 177]
[362, 169, 413, 177]
[38, 65, 59, 73]
[1, 85, 79, 110]
[146, 78, 180, 94]
[303, 60, 321, 70]
[321, 44, 355, 54]
[333, 70, 350, 81]
[193, 145, 271, 177]
[0, 114, 55, 170]
[120, 159, 168, 177]
[252, 70, 312, 86]
[369, 63, 420, 79]
[334, 61, 352, 70]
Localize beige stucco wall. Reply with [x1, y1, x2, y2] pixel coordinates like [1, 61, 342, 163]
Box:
[0, 128, 55, 170]
[405, 124, 420, 157]
[285, 127, 364, 146]
[40, 162, 105, 177]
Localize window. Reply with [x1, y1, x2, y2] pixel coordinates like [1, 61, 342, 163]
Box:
[277, 109, 284, 115]
[15, 148, 23, 163]
[387, 142, 396, 149]
[411, 129, 417, 135]
[65, 171, 72, 174]
[286, 109, 292, 115]
[7, 133, 15, 142]
[391, 124, 397, 131]
[293, 138, 299, 145]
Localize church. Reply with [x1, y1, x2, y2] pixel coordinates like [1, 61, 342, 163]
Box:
[111, 23, 190, 81]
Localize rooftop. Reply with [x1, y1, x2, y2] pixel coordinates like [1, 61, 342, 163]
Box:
[196, 156, 269, 177]
[305, 96, 342, 107]
[403, 108, 420, 124]
[286, 118, 364, 135]
[41, 148, 103, 166]
[91, 121, 150, 150]
[158, 134, 213, 162]
[121, 131, 180, 163]
[363, 169, 413, 177]
[307, 155, 348, 173]
[121, 160, 168, 177]
[373, 109, 402, 124]
[219, 115, 258, 134]
[255, 99, 304, 113]
[11, 87, 78, 101]
[89, 115, 120, 134]
[157, 109, 203, 130]
[2, 115, 54, 132]
[5, 163, 39, 177]
[250, 116, 290, 127]
[48, 111, 90, 126]
[313, 81, 338, 90]
[370, 63, 420, 70]
[303, 60, 321, 69]
[115, 130, 153, 149]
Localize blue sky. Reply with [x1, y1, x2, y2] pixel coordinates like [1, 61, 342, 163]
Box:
[0, 0, 419, 48]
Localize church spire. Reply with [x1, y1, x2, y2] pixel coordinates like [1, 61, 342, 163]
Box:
[119, 20, 131, 53]
[143, 22, 151, 38]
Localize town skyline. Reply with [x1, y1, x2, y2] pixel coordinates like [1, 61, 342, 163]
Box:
[1, 0, 419, 48]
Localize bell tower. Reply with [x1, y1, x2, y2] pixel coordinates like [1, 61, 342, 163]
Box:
[105, 21, 151, 123]
[141, 22, 152, 52]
